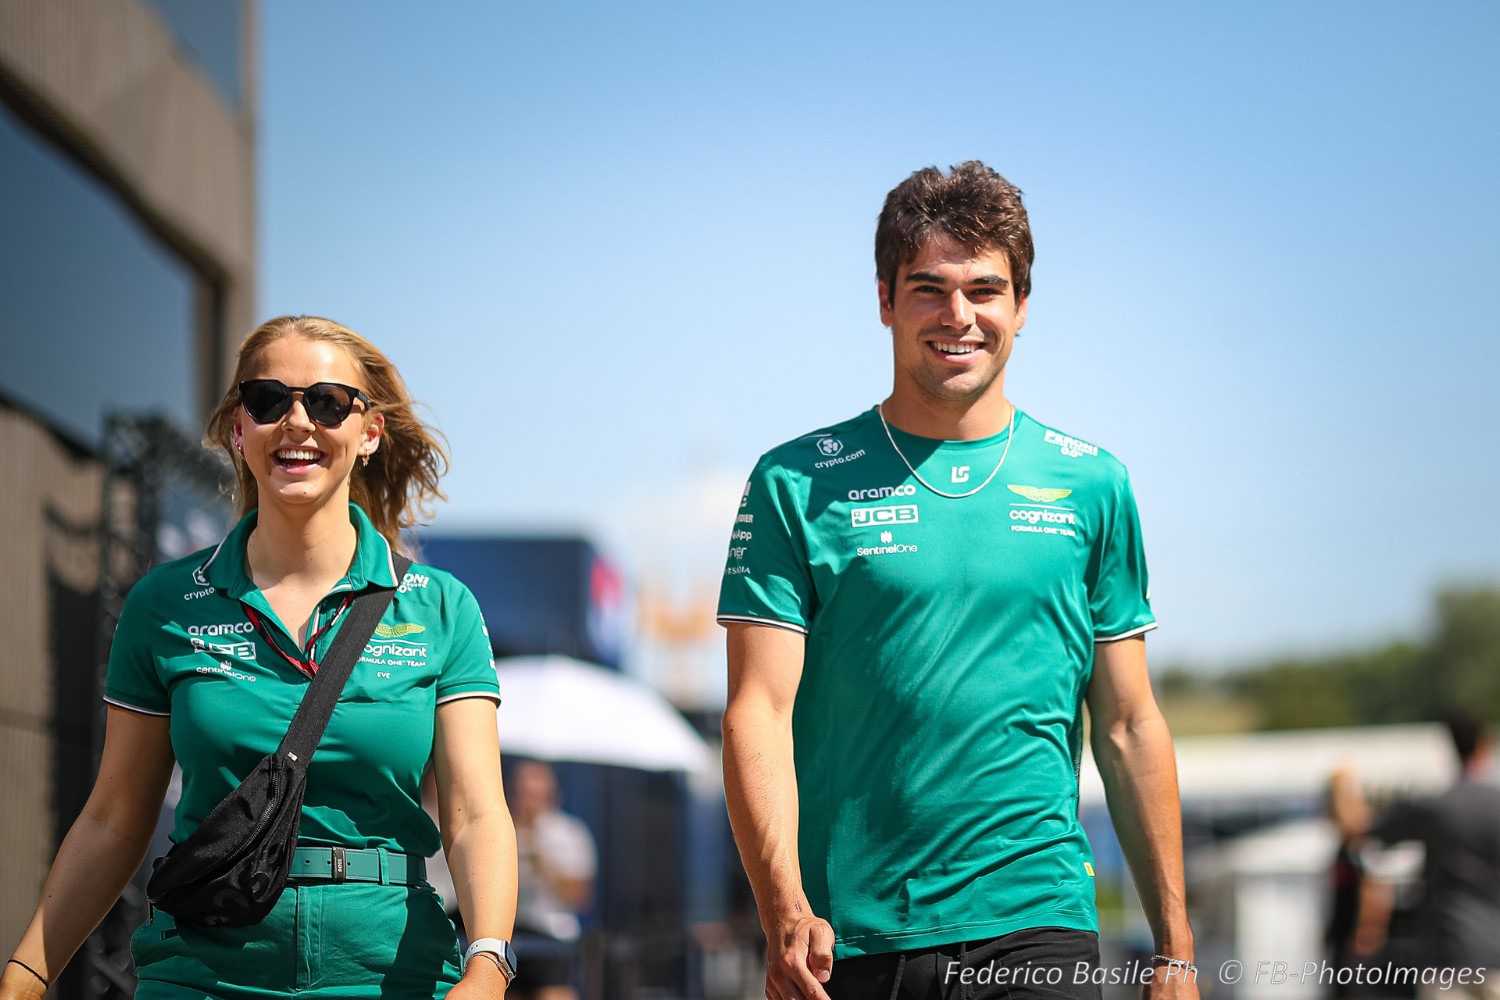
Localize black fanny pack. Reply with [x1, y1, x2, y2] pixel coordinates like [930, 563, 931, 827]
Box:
[146, 556, 410, 927]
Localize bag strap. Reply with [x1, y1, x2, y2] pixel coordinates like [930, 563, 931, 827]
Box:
[275, 554, 412, 764]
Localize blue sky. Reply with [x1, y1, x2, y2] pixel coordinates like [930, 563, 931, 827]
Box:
[260, 1, 1500, 674]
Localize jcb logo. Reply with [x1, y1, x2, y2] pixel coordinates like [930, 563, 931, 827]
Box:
[851, 505, 919, 529]
[191, 637, 256, 660]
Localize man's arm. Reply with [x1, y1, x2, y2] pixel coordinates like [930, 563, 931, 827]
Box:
[722, 622, 833, 1000]
[1085, 636, 1198, 997]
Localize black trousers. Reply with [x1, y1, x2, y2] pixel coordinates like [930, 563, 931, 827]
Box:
[825, 927, 1102, 1000]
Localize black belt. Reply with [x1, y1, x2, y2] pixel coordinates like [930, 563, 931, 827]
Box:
[287, 847, 426, 886]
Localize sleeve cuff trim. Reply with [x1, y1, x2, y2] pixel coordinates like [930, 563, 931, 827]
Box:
[717, 614, 809, 635]
[436, 690, 502, 706]
[1095, 621, 1158, 642]
[102, 696, 171, 717]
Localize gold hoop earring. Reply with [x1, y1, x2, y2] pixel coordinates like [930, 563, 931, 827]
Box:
[361, 454, 370, 468]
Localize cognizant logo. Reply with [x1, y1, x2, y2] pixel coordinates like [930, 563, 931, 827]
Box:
[1009, 508, 1078, 526]
[847, 484, 916, 501]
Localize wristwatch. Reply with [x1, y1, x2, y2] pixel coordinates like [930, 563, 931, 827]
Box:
[463, 938, 518, 984]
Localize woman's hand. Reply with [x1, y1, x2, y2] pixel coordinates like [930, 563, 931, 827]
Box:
[447, 953, 510, 998]
[0, 960, 51, 1000]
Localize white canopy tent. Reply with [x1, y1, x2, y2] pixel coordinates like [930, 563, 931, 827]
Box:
[494, 655, 716, 776]
[1079, 722, 1457, 808]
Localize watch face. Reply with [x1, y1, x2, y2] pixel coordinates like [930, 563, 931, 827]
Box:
[465, 939, 517, 980]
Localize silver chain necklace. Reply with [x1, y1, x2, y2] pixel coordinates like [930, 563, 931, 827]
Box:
[876, 403, 1016, 499]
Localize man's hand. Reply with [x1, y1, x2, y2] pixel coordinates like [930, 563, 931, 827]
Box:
[1142, 962, 1201, 1000]
[765, 912, 835, 1000]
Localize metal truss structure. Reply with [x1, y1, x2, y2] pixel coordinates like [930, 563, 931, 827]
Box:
[60, 414, 231, 1000]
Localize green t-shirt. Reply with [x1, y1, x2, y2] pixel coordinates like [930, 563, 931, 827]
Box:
[104, 503, 499, 857]
[717, 407, 1155, 958]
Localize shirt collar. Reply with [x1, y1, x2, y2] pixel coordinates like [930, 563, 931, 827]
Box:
[196, 503, 400, 599]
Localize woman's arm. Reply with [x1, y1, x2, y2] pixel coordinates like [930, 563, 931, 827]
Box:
[2, 707, 175, 999]
[432, 697, 517, 998]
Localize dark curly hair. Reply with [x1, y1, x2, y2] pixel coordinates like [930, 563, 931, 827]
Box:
[875, 161, 1034, 306]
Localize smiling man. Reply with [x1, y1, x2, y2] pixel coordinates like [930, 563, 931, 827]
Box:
[719, 162, 1197, 1000]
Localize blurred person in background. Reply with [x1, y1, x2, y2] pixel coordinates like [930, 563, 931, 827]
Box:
[1325, 768, 1392, 996]
[1345, 713, 1500, 1000]
[2, 316, 518, 999]
[510, 761, 596, 1000]
[718, 162, 1196, 1000]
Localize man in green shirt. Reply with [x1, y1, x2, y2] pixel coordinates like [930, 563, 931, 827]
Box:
[718, 162, 1197, 1000]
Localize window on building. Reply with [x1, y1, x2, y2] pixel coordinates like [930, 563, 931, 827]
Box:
[0, 102, 204, 445]
[143, 0, 245, 109]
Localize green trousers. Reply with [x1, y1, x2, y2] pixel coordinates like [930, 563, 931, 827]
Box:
[132, 883, 462, 999]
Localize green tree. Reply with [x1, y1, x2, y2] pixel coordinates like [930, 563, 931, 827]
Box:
[1416, 586, 1500, 720]
[1228, 585, 1500, 730]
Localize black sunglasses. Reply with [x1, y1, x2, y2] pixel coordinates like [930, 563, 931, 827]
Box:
[238, 379, 371, 427]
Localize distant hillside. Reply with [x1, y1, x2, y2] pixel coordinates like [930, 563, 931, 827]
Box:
[1153, 585, 1500, 731]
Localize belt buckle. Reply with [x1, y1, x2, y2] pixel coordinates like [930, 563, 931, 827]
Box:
[330, 846, 347, 884]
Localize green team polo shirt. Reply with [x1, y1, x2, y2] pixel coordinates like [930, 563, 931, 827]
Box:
[104, 503, 499, 857]
[717, 407, 1155, 959]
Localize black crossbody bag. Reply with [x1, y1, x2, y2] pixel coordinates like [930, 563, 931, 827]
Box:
[146, 556, 411, 927]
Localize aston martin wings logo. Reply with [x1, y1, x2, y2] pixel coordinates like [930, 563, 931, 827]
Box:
[374, 623, 427, 638]
[1007, 485, 1072, 503]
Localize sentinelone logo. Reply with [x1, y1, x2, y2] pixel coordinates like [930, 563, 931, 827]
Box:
[195, 662, 257, 682]
[857, 540, 918, 556]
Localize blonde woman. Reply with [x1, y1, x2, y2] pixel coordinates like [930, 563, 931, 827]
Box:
[3, 316, 517, 999]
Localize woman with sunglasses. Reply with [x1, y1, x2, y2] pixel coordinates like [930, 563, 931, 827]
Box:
[3, 316, 517, 1000]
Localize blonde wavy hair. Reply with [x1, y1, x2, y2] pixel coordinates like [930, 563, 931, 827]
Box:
[205, 315, 449, 552]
